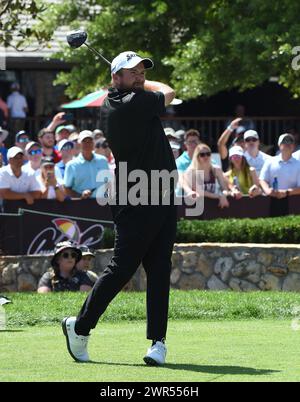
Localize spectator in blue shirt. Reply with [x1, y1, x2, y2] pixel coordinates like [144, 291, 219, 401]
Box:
[55, 139, 74, 183]
[0, 127, 8, 167]
[64, 130, 110, 199]
[260, 134, 300, 198]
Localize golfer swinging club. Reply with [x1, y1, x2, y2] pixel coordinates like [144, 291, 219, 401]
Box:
[62, 50, 178, 365]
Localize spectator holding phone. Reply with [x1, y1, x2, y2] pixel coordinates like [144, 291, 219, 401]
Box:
[225, 146, 261, 199]
[37, 157, 65, 201]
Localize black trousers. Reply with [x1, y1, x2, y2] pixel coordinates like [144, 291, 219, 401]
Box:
[76, 203, 177, 340]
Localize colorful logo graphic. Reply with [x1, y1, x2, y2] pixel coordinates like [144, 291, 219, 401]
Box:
[53, 219, 81, 243]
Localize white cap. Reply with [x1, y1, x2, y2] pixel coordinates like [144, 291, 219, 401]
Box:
[244, 130, 259, 140]
[57, 139, 74, 152]
[170, 141, 180, 150]
[7, 146, 24, 159]
[164, 127, 176, 137]
[111, 51, 154, 74]
[278, 133, 295, 146]
[25, 141, 41, 153]
[78, 130, 94, 144]
[0, 127, 9, 142]
[229, 146, 244, 158]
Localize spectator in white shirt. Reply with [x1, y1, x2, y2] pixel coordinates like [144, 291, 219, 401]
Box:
[244, 130, 271, 176]
[0, 146, 41, 205]
[23, 142, 43, 177]
[37, 157, 65, 202]
[260, 134, 300, 199]
[7, 83, 28, 143]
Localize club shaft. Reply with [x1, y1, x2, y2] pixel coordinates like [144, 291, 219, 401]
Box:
[84, 43, 111, 66]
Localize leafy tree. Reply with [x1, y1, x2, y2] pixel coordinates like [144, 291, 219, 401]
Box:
[31, 0, 300, 99]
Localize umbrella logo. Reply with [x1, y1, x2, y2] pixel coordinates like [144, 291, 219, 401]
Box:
[53, 218, 81, 243]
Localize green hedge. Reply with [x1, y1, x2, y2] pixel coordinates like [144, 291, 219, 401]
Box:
[102, 215, 300, 247]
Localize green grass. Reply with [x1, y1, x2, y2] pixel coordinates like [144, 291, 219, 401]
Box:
[2, 291, 300, 382]
[1, 320, 300, 382]
[2, 290, 300, 327]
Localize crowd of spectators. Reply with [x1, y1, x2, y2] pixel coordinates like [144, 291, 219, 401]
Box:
[1, 102, 300, 211]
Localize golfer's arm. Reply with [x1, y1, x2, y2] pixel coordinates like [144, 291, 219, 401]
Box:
[144, 80, 175, 106]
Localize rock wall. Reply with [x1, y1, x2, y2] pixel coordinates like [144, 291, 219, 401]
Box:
[1, 243, 300, 292]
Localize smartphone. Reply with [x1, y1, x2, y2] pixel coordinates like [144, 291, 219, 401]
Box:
[64, 112, 74, 122]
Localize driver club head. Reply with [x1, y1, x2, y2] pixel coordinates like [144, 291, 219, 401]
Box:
[67, 30, 88, 49]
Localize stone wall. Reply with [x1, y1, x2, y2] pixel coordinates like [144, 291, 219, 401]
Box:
[1, 243, 300, 292]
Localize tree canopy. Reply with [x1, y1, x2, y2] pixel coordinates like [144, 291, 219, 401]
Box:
[23, 0, 300, 99]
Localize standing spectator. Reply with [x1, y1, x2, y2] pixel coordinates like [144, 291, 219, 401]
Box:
[15, 130, 30, 151]
[55, 126, 72, 145]
[23, 142, 43, 177]
[0, 147, 41, 205]
[55, 140, 74, 182]
[37, 241, 93, 293]
[225, 104, 255, 131]
[0, 127, 9, 166]
[64, 130, 109, 199]
[244, 130, 271, 176]
[0, 93, 9, 128]
[183, 144, 230, 208]
[7, 83, 28, 141]
[38, 129, 61, 163]
[37, 157, 65, 201]
[225, 146, 261, 199]
[76, 245, 98, 284]
[93, 129, 105, 142]
[260, 134, 300, 198]
[94, 138, 116, 171]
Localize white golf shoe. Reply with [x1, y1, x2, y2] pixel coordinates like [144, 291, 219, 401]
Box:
[62, 317, 90, 362]
[143, 341, 167, 366]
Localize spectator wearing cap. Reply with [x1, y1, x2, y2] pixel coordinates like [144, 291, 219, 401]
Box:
[225, 146, 261, 199]
[37, 157, 65, 201]
[7, 83, 28, 139]
[69, 132, 81, 157]
[55, 125, 72, 144]
[38, 128, 61, 164]
[23, 142, 43, 177]
[218, 118, 246, 172]
[164, 127, 182, 159]
[15, 130, 30, 151]
[0, 127, 9, 167]
[55, 139, 74, 182]
[0, 147, 41, 205]
[244, 130, 271, 176]
[93, 129, 105, 142]
[183, 144, 230, 209]
[260, 134, 300, 199]
[37, 241, 94, 293]
[64, 130, 110, 199]
[76, 245, 98, 284]
[95, 138, 116, 171]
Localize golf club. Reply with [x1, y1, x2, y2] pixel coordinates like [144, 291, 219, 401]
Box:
[66, 30, 111, 67]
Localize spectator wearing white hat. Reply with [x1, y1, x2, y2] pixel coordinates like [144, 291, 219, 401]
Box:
[244, 130, 271, 176]
[225, 146, 261, 199]
[260, 134, 300, 198]
[23, 141, 43, 177]
[64, 130, 110, 199]
[0, 147, 41, 205]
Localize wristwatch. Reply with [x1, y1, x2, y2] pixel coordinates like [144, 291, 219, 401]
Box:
[54, 185, 60, 191]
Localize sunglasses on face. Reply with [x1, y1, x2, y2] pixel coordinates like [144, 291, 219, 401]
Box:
[61, 251, 78, 259]
[61, 145, 73, 151]
[245, 138, 258, 143]
[198, 152, 211, 158]
[29, 149, 42, 156]
[186, 140, 199, 145]
[18, 138, 29, 143]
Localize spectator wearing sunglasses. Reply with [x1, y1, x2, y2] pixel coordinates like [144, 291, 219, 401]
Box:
[15, 130, 30, 152]
[55, 140, 74, 182]
[260, 134, 300, 199]
[23, 142, 43, 177]
[244, 130, 271, 176]
[225, 146, 261, 199]
[183, 144, 230, 209]
[94, 138, 116, 171]
[37, 241, 94, 293]
[37, 157, 65, 201]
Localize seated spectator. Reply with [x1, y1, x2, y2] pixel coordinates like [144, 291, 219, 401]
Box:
[23, 142, 42, 177]
[38, 128, 61, 163]
[244, 130, 271, 176]
[260, 134, 300, 198]
[64, 130, 110, 199]
[37, 157, 65, 201]
[0, 127, 8, 166]
[225, 146, 262, 199]
[0, 146, 41, 205]
[183, 144, 230, 209]
[93, 129, 105, 142]
[15, 130, 30, 151]
[37, 241, 93, 293]
[95, 138, 116, 171]
[218, 118, 246, 172]
[76, 245, 98, 284]
[55, 139, 74, 182]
